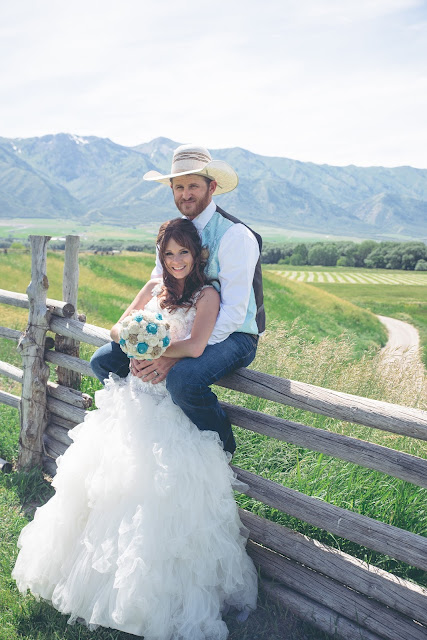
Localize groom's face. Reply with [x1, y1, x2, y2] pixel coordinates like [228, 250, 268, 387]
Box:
[171, 175, 217, 221]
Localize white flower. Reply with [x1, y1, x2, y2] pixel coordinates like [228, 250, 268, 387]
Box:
[120, 328, 130, 340]
[146, 335, 160, 347]
[157, 326, 166, 339]
[128, 321, 140, 334]
[121, 316, 132, 327]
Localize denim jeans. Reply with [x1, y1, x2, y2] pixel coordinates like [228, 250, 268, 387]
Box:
[90, 333, 258, 454]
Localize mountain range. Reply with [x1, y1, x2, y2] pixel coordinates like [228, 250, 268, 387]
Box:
[0, 133, 426, 240]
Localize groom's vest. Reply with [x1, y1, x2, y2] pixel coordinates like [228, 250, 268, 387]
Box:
[201, 206, 265, 335]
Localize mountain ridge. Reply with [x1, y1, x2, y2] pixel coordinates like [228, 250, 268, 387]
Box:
[0, 134, 425, 240]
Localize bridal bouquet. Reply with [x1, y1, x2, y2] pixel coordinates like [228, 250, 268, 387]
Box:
[118, 309, 171, 360]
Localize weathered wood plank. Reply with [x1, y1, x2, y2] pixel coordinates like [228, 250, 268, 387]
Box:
[0, 326, 21, 341]
[55, 236, 81, 389]
[218, 369, 427, 441]
[248, 541, 427, 640]
[233, 466, 427, 571]
[17, 236, 51, 470]
[44, 350, 94, 377]
[45, 424, 73, 447]
[46, 396, 87, 424]
[222, 402, 427, 488]
[0, 389, 20, 409]
[240, 509, 427, 626]
[262, 580, 386, 640]
[46, 381, 92, 409]
[47, 414, 79, 430]
[0, 361, 92, 409]
[0, 360, 22, 383]
[49, 316, 110, 347]
[0, 288, 75, 317]
[42, 455, 57, 477]
[43, 433, 68, 459]
[0, 458, 12, 473]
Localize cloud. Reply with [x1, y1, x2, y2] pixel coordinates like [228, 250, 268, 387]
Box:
[0, 0, 426, 167]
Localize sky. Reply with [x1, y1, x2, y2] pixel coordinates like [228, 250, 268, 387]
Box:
[1, 0, 426, 168]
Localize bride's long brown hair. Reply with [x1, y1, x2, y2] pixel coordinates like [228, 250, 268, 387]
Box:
[156, 218, 210, 311]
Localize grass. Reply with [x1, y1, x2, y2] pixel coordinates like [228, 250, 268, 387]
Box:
[0, 253, 426, 639]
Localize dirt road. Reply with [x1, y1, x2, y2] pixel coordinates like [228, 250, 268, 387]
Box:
[377, 315, 421, 366]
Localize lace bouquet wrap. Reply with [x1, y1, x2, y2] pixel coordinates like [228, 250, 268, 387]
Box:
[118, 309, 171, 360]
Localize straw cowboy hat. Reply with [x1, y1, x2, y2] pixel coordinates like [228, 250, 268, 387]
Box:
[143, 144, 238, 195]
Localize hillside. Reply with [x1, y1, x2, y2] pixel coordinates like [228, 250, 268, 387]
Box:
[1, 134, 426, 239]
[0, 251, 385, 364]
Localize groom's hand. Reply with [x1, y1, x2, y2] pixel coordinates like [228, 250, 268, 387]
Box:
[130, 356, 180, 384]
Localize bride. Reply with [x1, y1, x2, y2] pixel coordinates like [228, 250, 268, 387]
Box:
[13, 218, 258, 640]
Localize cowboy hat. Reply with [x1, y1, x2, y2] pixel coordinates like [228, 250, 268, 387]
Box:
[143, 144, 238, 195]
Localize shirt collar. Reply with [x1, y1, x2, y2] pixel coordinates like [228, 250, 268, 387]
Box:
[187, 199, 216, 232]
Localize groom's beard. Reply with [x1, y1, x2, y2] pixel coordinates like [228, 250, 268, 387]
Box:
[173, 189, 212, 221]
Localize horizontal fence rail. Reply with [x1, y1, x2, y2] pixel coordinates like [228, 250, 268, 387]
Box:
[239, 509, 427, 626]
[0, 289, 75, 318]
[232, 466, 427, 572]
[218, 368, 427, 441]
[222, 402, 427, 488]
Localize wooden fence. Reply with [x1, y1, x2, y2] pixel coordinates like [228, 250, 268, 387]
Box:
[1, 235, 427, 640]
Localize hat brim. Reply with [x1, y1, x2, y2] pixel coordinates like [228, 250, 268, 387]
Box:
[143, 160, 238, 195]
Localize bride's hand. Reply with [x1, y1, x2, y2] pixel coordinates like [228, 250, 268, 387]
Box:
[130, 356, 180, 384]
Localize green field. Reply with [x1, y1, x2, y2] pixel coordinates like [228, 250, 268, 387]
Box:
[0, 218, 160, 243]
[0, 253, 426, 640]
[0, 218, 379, 245]
[265, 265, 427, 365]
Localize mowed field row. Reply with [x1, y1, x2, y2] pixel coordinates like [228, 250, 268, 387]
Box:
[269, 270, 427, 285]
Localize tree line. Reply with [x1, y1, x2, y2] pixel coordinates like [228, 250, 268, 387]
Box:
[261, 240, 427, 271]
[2, 236, 426, 271]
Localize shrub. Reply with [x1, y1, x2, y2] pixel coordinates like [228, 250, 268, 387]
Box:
[415, 259, 427, 271]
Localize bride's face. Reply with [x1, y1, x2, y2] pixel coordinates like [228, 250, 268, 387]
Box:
[163, 238, 194, 281]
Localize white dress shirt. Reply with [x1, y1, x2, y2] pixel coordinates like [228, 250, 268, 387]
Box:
[151, 200, 260, 344]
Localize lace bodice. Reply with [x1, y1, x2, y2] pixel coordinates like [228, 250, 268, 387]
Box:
[144, 283, 200, 341]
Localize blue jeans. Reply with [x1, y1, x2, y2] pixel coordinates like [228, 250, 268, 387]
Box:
[90, 333, 258, 454]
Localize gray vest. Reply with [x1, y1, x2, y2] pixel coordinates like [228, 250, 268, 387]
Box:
[201, 206, 265, 335]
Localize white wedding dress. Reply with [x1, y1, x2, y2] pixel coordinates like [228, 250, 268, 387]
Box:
[13, 285, 258, 640]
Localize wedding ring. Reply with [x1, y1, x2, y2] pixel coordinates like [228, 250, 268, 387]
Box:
[154, 370, 159, 377]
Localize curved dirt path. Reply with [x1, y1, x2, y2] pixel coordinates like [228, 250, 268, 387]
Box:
[377, 315, 421, 367]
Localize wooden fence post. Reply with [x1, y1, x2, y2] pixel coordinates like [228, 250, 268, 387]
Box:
[54, 235, 81, 389]
[17, 236, 51, 470]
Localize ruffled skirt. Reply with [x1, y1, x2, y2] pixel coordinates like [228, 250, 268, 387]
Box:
[13, 376, 257, 639]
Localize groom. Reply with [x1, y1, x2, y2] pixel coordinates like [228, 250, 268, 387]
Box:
[90, 144, 265, 454]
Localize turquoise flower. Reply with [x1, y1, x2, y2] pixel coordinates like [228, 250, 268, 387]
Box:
[146, 323, 158, 334]
[162, 336, 170, 347]
[137, 342, 149, 354]
[156, 313, 163, 320]
[134, 313, 144, 322]
[119, 338, 126, 346]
